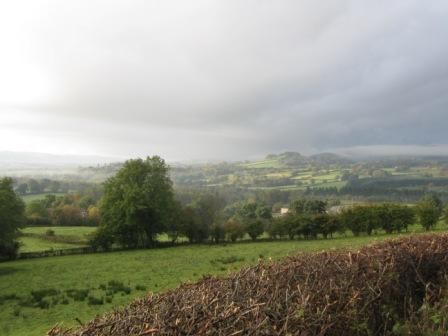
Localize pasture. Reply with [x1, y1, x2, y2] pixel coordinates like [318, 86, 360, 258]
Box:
[18, 227, 96, 253]
[20, 193, 65, 204]
[0, 230, 443, 336]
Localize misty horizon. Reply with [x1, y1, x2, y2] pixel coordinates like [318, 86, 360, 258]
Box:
[1, 1, 448, 161]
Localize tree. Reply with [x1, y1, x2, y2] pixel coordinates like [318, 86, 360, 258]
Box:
[52, 204, 83, 226]
[87, 205, 101, 226]
[28, 179, 42, 194]
[378, 204, 414, 234]
[210, 222, 226, 243]
[224, 218, 244, 242]
[416, 196, 442, 231]
[237, 202, 270, 241]
[26, 199, 48, 218]
[79, 196, 95, 210]
[99, 156, 176, 248]
[318, 214, 341, 239]
[280, 214, 301, 240]
[0, 178, 26, 260]
[191, 193, 226, 243]
[290, 199, 327, 215]
[15, 183, 28, 195]
[26, 199, 51, 226]
[244, 219, 264, 241]
[179, 206, 199, 243]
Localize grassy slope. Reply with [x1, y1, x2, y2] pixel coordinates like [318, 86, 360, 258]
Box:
[0, 229, 445, 336]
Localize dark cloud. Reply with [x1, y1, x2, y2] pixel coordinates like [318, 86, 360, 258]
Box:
[1, 0, 448, 160]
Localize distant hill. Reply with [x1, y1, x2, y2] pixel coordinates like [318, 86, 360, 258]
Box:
[266, 152, 308, 167]
[264, 152, 351, 167]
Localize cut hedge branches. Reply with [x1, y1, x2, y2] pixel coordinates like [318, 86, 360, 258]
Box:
[49, 233, 448, 336]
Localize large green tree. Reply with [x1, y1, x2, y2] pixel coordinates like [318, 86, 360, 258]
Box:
[416, 195, 443, 231]
[99, 156, 176, 248]
[0, 177, 26, 259]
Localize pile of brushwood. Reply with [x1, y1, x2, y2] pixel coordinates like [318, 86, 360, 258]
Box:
[50, 234, 448, 336]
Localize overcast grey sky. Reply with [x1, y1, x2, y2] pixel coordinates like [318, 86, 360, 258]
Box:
[1, 1, 448, 161]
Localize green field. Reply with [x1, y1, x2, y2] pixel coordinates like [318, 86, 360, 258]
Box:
[20, 193, 65, 204]
[241, 159, 283, 169]
[18, 227, 96, 253]
[0, 230, 445, 336]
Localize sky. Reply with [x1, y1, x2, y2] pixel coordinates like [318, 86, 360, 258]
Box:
[1, 1, 448, 162]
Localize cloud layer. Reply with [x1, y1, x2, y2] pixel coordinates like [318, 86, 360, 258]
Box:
[1, 1, 448, 160]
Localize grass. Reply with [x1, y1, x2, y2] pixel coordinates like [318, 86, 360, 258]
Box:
[20, 193, 65, 204]
[0, 229, 446, 336]
[18, 237, 87, 253]
[21, 227, 96, 237]
[18, 227, 96, 253]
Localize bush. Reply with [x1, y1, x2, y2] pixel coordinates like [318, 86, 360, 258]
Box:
[106, 281, 132, 295]
[89, 226, 113, 251]
[45, 229, 55, 236]
[88, 296, 104, 305]
[30, 289, 59, 302]
[0, 293, 19, 305]
[211, 255, 245, 265]
[66, 289, 89, 301]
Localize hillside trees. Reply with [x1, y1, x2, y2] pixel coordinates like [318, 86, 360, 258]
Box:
[98, 157, 177, 248]
[0, 177, 26, 259]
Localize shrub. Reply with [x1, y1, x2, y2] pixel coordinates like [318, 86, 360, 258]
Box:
[12, 307, 21, 317]
[135, 285, 147, 291]
[106, 281, 131, 295]
[30, 289, 59, 302]
[66, 289, 89, 301]
[87, 296, 104, 305]
[36, 299, 50, 309]
[45, 229, 55, 237]
[89, 227, 113, 251]
[0, 293, 19, 305]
